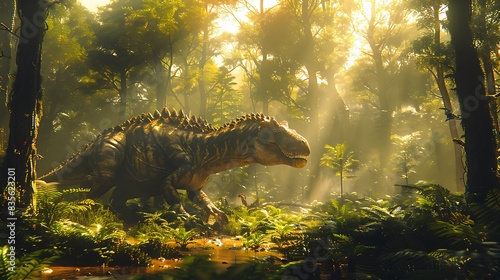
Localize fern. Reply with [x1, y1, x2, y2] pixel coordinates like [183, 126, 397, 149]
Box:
[3, 249, 60, 280]
[0, 246, 14, 280]
[62, 188, 90, 194]
[429, 220, 480, 248]
[396, 184, 425, 194]
[380, 249, 459, 278]
[471, 188, 500, 240]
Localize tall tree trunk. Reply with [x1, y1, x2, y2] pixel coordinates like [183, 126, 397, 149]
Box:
[38, 67, 61, 158]
[366, 0, 392, 188]
[260, 0, 269, 115]
[301, 0, 322, 199]
[155, 60, 168, 111]
[447, 0, 499, 203]
[0, 0, 15, 134]
[432, 0, 465, 191]
[1, 0, 47, 207]
[198, 24, 208, 117]
[477, 0, 500, 142]
[157, 49, 174, 111]
[119, 67, 127, 121]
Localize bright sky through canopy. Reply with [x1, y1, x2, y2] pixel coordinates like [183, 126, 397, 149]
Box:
[79, 0, 109, 13]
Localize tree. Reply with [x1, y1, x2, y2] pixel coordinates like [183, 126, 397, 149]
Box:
[196, 0, 237, 117]
[86, 0, 149, 121]
[37, 0, 96, 164]
[473, 0, 500, 140]
[391, 132, 424, 185]
[206, 66, 243, 125]
[320, 143, 359, 201]
[0, 0, 15, 135]
[346, 0, 419, 193]
[1, 0, 49, 206]
[410, 0, 465, 191]
[447, 0, 499, 203]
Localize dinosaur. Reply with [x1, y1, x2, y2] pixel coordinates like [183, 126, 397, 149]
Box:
[238, 193, 259, 208]
[39, 108, 310, 223]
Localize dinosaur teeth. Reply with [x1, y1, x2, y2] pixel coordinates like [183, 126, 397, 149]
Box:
[278, 145, 309, 160]
[154, 110, 161, 118]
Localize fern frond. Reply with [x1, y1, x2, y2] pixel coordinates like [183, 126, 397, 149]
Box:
[396, 184, 424, 194]
[62, 188, 90, 194]
[381, 249, 437, 268]
[449, 212, 474, 226]
[76, 198, 96, 206]
[10, 249, 60, 280]
[361, 205, 393, 221]
[471, 188, 500, 239]
[0, 246, 14, 280]
[485, 188, 500, 211]
[429, 221, 479, 248]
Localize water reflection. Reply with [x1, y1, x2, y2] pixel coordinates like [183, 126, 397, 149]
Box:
[41, 237, 280, 279]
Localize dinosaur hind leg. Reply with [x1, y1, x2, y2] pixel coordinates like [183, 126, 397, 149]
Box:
[84, 136, 124, 200]
[84, 171, 115, 199]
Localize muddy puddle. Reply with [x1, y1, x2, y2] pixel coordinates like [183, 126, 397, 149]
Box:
[40, 237, 281, 279]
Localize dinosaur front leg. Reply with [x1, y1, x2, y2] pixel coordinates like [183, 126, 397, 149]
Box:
[188, 189, 229, 224]
[161, 179, 190, 217]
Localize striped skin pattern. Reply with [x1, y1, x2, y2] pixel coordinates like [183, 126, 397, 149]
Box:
[40, 108, 310, 223]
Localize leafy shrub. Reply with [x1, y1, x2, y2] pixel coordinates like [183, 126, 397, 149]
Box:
[109, 243, 152, 267]
[137, 238, 182, 259]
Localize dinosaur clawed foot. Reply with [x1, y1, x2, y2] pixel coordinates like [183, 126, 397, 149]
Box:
[206, 205, 229, 225]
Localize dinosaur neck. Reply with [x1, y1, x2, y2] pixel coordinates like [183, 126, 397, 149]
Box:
[193, 120, 259, 174]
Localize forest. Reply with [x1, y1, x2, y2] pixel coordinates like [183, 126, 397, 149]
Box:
[0, 0, 499, 279]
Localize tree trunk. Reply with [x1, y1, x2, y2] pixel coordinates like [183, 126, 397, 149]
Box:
[198, 19, 209, 117]
[157, 49, 174, 111]
[447, 0, 499, 203]
[119, 67, 127, 121]
[260, 0, 269, 115]
[0, 0, 15, 133]
[477, 0, 500, 142]
[432, 1, 465, 191]
[1, 0, 47, 207]
[301, 0, 322, 199]
[155, 61, 168, 111]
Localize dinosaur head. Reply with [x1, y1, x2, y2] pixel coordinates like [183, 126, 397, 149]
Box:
[252, 117, 310, 168]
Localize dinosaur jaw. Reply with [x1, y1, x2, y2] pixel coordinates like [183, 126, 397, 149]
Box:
[277, 144, 309, 168]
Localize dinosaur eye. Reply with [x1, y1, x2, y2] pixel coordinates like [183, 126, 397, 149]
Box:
[273, 129, 277, 132]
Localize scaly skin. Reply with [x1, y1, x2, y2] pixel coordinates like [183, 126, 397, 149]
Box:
[40, 108, 310, 223]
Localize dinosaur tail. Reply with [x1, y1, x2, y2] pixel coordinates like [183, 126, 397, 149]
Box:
[38, 155, 89, 186]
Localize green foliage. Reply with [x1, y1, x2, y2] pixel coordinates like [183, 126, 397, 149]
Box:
[243, 231, 268, 253]
[170, 227, 198, 251]
[391, 132, 425, 184]
[33, 181, 94, 226]
[131, 211, 173, 242]
[206, 66, 243, 126]
[320, 143, 359, 199]
[47, 219, 125, 266]
[0, 246, 60, 280]
[109, 242, 152, 267]
[137, 238, 182, 259]
[269, 220, 296, 249]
